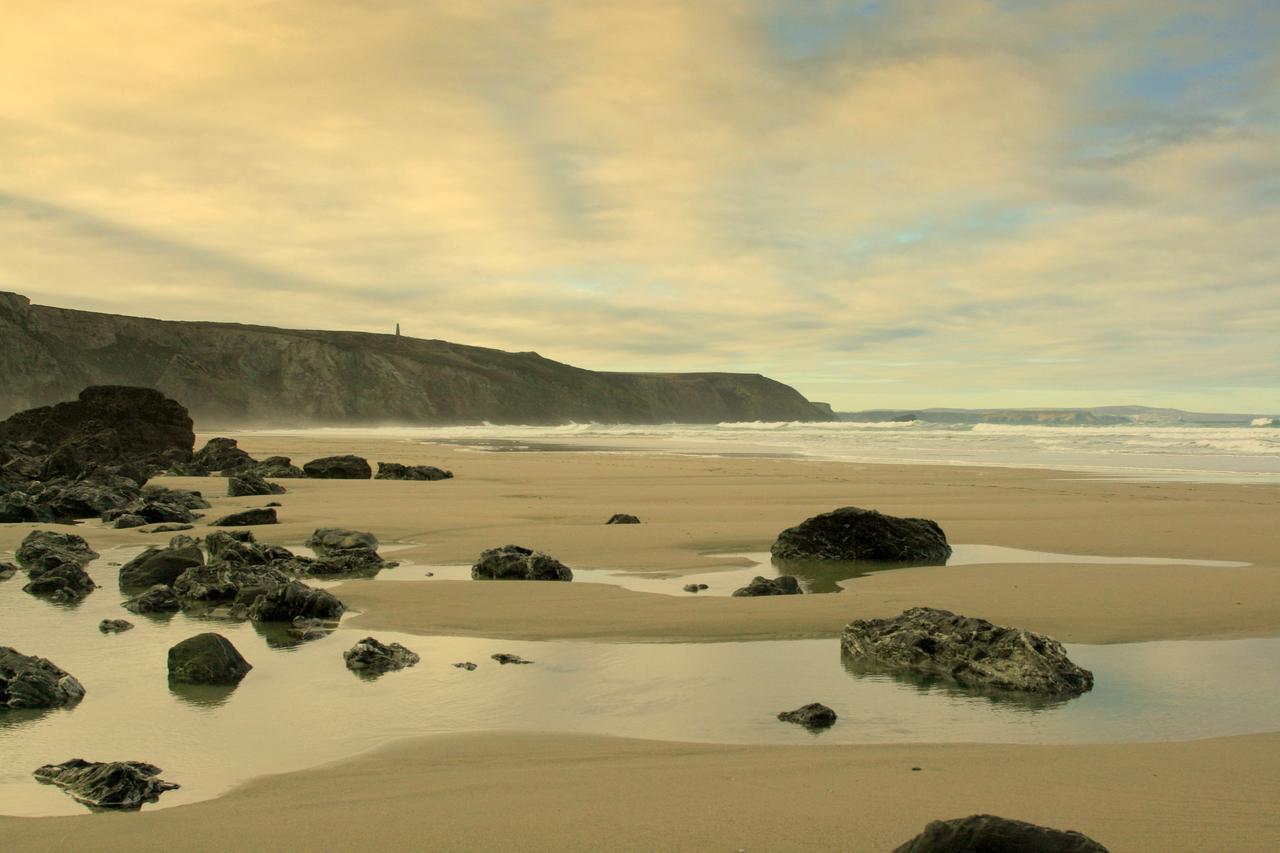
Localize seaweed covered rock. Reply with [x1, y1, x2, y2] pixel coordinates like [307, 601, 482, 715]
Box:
[343, 637, 420, 674]
[33, 759, 180, 810]
[892, 814, 1109, 853]
[375, 462, 452, 481]
[0, 647, 86, 709]
[771, 506, 952, 563]
[211, 507, 278, 527]
[841, 607, 1094, 697]
[777, 702, 837, 729]
[16, 530, 98, 570]
[303, 455, 372, 479]
[227, 472, 286, 498]
[731, 575, 801, 597]
[472, 545, 572, 581]
[118, 544, 204, 589]
[167, 633, 252, 684]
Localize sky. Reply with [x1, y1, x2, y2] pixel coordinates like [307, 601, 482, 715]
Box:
[1, 0, 1277, 412]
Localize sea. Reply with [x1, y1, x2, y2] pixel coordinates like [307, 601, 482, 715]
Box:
[246, 419, 1280, 484]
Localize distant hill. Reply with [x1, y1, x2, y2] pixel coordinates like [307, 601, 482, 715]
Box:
[0, 292, 831, 426]
[837, 406, 1278, 426]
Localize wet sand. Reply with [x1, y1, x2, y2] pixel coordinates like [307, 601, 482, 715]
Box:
[1, 435, 1278, 850]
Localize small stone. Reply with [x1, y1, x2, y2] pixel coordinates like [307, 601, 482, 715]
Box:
[777, 702, 837, 729]
[343, 637, 420, 674]
[731, 575, 801, 597]
[606, 513, 641, 524]
[99, 619, 134, 633]
[0, 562, 17, 581]
[491, 653, 532, 665]
[452, 661, 478, 671]
[682, 583, 709, 593]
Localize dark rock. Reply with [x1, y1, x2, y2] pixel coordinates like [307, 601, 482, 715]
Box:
[374, 462, 452, 481]
[606, 513, 641, 524]
[147, 523, 194, 534]
[343, 637, 420, 674]
[251, 456, 305, 478]
[305, 527, 379, 557]
[731, 575, 801, 597]
[777, 702, 837, 729]
[167, 633, 252, 684]
[33, 759, 179, 810]
[168, 534, 199, 550]
[491, 653, 532, 665]
[265, 501, 282, 507]
[140, 485, 210, 510]
[279, 553, 384, 577]
[211, 507, 278, 527]
[840, 607, 1095, 696]
[452, 661, 478, 671]
[303, 455, 372, 479]
[191, 437, 256, 474]
[472, 545, 572, 581]
[23, 560, 97, 603]
[173, 563, 290, 608]
[16, 530, 99, 570]
[0, 562, 16, 581]
[227, 472, 286, 498]
[771, 506, 952, 563]
[682, 583, 709, 593]
[99, 619, 134, 633]
[245, 579, 345, 622]
[891, 814, 1110, 853]
[0, 647, 86, 708]
[121, 585, 181, 614]
[112, 513, 148, 529]
[119, 545, 204, 589]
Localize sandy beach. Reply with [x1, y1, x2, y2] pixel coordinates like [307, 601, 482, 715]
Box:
[2, 435, 1278, 851]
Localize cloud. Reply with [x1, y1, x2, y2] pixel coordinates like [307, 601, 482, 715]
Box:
[0, 0, 1276, 410]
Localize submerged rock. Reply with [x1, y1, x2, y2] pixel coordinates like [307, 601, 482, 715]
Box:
[771, 506, 952, 563]
[16, 530, 99, 570]
[99, 619, 134, 633]
[33, 759, 180, 810]
[606, 513, 641, 524]
[491, 653, 532, 665]
[0, 647, 86, 709]
[343, 637, 420, 674]
[227, 472, 286, 498]
[211, 507, 279, 527]
[892, 814, 1110, 853]
[472, 545, 572, 581]
[167, 633, 252, 685]
[731, 575, 801, 597]
[375, 462, 452, 481]
[840, 607, 1094, 697]
[122, 584, 182, 614]
[777, 702, 837, 729]
[303, 455, 372, 479]
[118, 544, 203, 589]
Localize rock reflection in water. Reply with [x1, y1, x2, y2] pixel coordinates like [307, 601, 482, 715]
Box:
[839, 652, 1075, 712]
[772, 556, 943, 594]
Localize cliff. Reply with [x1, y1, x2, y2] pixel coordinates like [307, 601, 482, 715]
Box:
[0, 292, 831, 425]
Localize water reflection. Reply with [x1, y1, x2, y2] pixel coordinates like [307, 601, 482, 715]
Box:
[772, 557, 942, 593]
[838, 651, 1074, 711]
[167, 681, 240, 709]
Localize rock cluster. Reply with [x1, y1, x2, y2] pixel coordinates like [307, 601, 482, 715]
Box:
[33, 759, 180, 810]
[731, 575, 801, 597]
[168, 438, 305, 478]
[840, 607, 1095, 697]
[892, 814, 1109, 852]
[771, 506, 952, 563]
[16, 530, 101, 603]
[777, 702, 838, 729]
[375, 462, 452, 481]
[167, 633, 253, 685]
[343, 637, 421, 674]
[472, 545, 573, 581]
[0, 647, 86, 709]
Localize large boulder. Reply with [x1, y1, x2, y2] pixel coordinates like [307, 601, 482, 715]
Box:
[167, 633, 252, 684]
[16, 530, 98, 570]
[191, 437, 256, 474]
[892, 814, 1109, 852]
[732, 575, 801, 597]
[471, 545, 572, 581]
[374, 462, 452, 481]
[251, 456, 305, 478]
[33, 759, 180, 810]
[173, 564, 290, 608]
[0, 647, 86, 709]
[118, 545, 204, 589]
[305, 528, 379, 557]
[771, 507, 952, 563]
[227, 472, 286, 498]
[211, 507, 278, 527]
[303, 455, 372, 479]
[841, 607, 1094, 697]
[343, 637, 420, 674]
[246, 579, 345, 622]
[23, 560, 96, 603]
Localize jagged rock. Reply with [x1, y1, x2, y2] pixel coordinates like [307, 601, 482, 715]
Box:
[343, 637, 420, 674]
[472, 545, 572, 581]
[375, 462, 453, 481]
[102, 500, 196, 526]
[606, 513, 641, 524]
[118, 544, 204, 589]
[16, 530, 99, 570]
[251, 456, 305, 478]
[453, 661, 478, 671]
[211, 507, 278, 527]
[33, 759, 180, 810]
[305, 528, 379, 557]
[491, 653, 532, 665]
[141, 485, 210, 510]
[192, 437, 256, 474]
[173, 563, 290, 608]
[891, 814, 1109, 853]
[0, 562, 16, 581]
[245, 579, 345, 622]
[771, 506, 952, 563]
[0, 647, 86, 708]
[112, 513, 148, 529]
[840, 607, 1095, 696]
[777, 702, 837, 729]
[732, 575, 801, 597]
[23, 560, 97, 603]
[303, 455, 372, 479]
[99, 619, 134, 633]
[147, 523, 194, 534]
[682, 583, 709, 593]
[121, 585, 181, 614]
[167, 633, 252, 684]
[227, 472, 286, 498]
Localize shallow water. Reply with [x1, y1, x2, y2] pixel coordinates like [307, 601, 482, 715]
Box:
[2, 547, 1279, 816]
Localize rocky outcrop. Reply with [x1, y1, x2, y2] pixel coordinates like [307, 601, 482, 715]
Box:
[227, 472, 286, 497]
[375, 462, 452, 481]
[211, 507, 278, 527]
[771, 507, 952, 563]
[33, 759, 180, 810]
[118, 544, 204, 589]
[303, 455, 372, 479]
[606, 513, 641, 524]
[892, 814, 1110, 852]
[777, 702, 837, 729]
[472, 545, 572, 581]
[0, 292, 832, 424]
[343, 637, 420, 674]
[0, 647, 86, 709]
[167, 633, 252, 684]
[840, 608, 1094, 697]
[732, 575, 801, 597]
